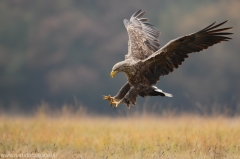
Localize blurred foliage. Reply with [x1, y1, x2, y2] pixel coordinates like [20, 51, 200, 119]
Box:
[0, 0, 239, 114]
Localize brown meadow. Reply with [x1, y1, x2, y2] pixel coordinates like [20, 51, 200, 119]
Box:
[0, 107, 240, 159]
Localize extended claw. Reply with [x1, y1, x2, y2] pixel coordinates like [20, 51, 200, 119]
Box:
[103, 95, 116, 106]
[112, 101, 121, 108]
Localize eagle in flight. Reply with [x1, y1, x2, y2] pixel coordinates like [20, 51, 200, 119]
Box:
[103, 10, 232, 109]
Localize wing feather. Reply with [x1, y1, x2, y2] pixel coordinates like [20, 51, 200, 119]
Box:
[142, 21, 232, 82]
[124, 10, 161, 60]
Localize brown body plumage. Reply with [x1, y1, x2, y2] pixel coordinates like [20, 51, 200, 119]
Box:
[103, 10, 233, 109]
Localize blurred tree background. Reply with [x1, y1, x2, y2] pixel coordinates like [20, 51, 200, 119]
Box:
[0, 0, 239, 114]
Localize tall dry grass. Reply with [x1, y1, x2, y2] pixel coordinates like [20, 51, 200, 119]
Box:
[0, 105, 240, 159]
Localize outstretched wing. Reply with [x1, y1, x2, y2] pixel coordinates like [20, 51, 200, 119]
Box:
[143, 21, 232, 82]
[124, 10, 160, 60]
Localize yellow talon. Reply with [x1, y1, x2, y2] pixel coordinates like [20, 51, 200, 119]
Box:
[103, 95, 116, 106]
[112, 101, 121, 108]
[103, 95, 111, 100]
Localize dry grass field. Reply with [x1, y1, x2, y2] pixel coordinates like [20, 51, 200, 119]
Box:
[0, 107, 240, 159]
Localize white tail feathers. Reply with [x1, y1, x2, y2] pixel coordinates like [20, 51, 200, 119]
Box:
[163, 92, 173, 97]
[152, 86, 173, 97]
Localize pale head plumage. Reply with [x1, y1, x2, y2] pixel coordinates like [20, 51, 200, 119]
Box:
[110, 60, 134, 78]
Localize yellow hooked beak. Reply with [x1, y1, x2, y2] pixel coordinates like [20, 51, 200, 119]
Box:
[110, 71, 118, 78]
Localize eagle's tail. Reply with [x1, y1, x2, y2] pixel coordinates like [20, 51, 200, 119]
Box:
[152, 86, 173, 97]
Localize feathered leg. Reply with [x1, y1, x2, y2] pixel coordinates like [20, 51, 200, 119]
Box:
[112, 87, 138, 109]
[103, 82, 130, 106]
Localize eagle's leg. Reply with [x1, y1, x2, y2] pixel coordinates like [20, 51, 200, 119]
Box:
[103, 82, 130, 107]
[112, 87, 138, 109]
[123, 87, 138, 108]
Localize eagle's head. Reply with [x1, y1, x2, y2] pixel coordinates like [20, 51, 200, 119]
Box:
[110, 60, 132, 78]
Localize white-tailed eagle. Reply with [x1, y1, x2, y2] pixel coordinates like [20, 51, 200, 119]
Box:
[103, 10, 232, 109]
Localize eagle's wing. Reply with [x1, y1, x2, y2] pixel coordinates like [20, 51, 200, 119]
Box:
[124, 10, 160, 60]
[143, 21, 232, 81]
